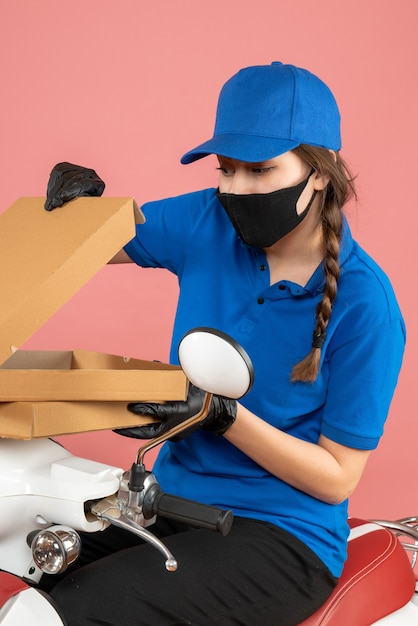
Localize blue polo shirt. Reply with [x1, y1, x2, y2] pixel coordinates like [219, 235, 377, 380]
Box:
[124, 188, 405, 577]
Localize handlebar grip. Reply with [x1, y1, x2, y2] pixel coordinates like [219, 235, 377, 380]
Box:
[145, 487, 233, 536]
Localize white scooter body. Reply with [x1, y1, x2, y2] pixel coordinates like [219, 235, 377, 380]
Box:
[0, 437, 124, 625]
[0, 438, 122, 584]
[373, 600, 418, 625]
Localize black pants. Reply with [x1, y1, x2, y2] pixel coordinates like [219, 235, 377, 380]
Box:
[49, 517, 337, 626]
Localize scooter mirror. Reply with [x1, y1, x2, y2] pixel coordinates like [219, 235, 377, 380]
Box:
[177, 327, 254, 399]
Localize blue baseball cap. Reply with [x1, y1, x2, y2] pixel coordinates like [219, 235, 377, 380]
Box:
[181, 62, 341, 164]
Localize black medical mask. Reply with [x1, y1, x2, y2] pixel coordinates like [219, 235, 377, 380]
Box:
[216, 169, 316, 248]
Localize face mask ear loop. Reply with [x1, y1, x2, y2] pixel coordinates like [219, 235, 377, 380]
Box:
[303, 189, 317, 214]
[298, 168, 317, 217]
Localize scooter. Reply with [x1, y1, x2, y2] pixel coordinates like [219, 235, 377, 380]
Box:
[0, 328, 417, 625]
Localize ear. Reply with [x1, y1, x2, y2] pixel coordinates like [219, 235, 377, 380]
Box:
[312, 150, 336, 191]
[312, 170, 330, 191]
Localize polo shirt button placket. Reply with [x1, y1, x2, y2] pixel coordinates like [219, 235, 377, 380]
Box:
[257, 262, 268, 305]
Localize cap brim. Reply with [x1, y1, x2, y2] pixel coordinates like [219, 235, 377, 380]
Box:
[181, 134, 300, 164]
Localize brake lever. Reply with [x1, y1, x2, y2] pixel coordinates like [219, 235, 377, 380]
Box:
[91, 494, 177, 571]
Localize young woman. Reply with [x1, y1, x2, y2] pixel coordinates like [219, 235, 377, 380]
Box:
[44, 62, 405, 625]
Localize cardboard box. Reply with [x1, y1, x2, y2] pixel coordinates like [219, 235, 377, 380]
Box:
[0, 197, 187, 439]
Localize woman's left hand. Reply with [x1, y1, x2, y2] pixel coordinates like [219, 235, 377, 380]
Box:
[115, 384, 237, 441]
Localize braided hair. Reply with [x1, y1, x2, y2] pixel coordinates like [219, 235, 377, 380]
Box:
[290, 145, 356, 383]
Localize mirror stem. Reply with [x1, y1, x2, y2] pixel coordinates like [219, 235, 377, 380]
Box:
[135, 392, 213, 466]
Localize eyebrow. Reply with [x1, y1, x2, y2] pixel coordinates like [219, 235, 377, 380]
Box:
[217, 156, 269, 167]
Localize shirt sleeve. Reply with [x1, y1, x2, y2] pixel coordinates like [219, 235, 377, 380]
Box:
[319, 252, 406, 450]
[321, 318, 405, 449]
[123, 189, 217, 274]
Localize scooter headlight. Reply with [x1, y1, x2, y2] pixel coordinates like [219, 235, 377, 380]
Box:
[31, 526, 81, 575]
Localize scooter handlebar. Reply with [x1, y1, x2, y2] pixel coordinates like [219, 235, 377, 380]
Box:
[143, 484, 233, 536]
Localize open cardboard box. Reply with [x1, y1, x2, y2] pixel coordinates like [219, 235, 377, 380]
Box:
[0, 197, 187, 438]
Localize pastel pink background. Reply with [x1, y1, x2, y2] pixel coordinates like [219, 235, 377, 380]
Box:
[1, 0, 416, 520]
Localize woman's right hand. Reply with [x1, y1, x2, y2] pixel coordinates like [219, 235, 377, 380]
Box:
[44, 162, 105, 211]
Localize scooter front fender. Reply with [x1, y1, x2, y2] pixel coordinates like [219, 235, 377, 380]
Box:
[0, 586, 64, 625]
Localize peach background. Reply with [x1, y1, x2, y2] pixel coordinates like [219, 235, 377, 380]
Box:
[1, 0, 417, 520]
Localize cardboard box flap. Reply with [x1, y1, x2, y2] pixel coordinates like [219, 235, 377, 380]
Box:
[0, 196, 144, 366]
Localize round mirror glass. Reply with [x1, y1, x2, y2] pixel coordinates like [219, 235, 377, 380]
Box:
[178, 327, 254, 399]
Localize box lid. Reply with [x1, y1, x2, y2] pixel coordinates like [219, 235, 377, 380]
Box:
[0, 196, 143, 366]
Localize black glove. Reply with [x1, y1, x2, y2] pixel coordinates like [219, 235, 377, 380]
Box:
[44, 162, 105, 211]
[116, 384, 237, 441]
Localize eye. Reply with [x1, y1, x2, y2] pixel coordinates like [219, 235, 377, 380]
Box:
[216, 166, 234, 176]
[252, 166, 275, 175]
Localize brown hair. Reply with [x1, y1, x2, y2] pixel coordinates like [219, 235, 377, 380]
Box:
[290, 145, 357, 383]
